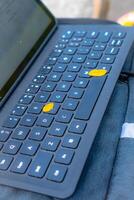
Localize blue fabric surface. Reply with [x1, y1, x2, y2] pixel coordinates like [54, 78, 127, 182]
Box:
[105, 55, 134, 200]
[107, 139, 134, 200]
[124, 53, 134, 123]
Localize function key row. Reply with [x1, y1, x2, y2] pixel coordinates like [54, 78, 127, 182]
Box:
[61, 30, 126, 40]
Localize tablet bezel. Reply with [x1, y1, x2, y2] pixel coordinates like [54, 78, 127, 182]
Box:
[0, 0, 57, 107]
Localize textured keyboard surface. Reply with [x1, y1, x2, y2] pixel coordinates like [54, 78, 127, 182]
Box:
[0, 26, 133, 199]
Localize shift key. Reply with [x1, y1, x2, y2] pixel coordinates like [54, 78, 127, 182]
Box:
[75, 76, 107, 120]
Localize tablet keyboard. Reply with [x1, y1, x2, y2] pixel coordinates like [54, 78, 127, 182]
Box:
[0, 27, 133, 198]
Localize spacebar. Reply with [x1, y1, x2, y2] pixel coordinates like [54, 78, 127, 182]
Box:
[75, 76, 107, 120]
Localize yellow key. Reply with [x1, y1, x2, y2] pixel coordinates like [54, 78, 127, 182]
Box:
[88, 69, 107, 77]
[43, 102, 54, 113]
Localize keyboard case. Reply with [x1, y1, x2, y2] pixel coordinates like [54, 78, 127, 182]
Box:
[0, 18, 134, 200]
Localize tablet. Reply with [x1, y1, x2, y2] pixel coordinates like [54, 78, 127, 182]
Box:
[0, 0, 56, 105]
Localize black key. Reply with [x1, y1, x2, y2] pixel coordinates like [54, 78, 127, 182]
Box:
[28, 151, 53, 178]
[71, 37, 83, 42]
[47, 72, 61, 82]
[77, 47, 90, 55]
[84, 60, 98, 69]
[55, 148, 74, 165]
[53, 64, 67, 72]
[0, 128, 12, 142]
[36, 114, 54, 127]
[42, 136, 60, 152]
[10, 155, 31, 174]
[39, 65, 52, 75]
[69, 120, 87, 134]
[56, 110, 73, 123]
[54, 48, 63, 54]
[79, 69, 89, 78]
[48, 123, 67, 137]
[62, 72, 77, 82]
[109, 39, 123, 47]
[62, 99, 79, 111]
[97, 31, 112, 43]
[34, 92, 50, 103]
[75, 76, 106, 120]
[19, 94, 34, 105]
[105, 47, 119, 55]
[27, 103, 43, 114]
[11, 105, 27, 116]
[0, 154, 13, 170]
[20, 140, 39, 156]
[62, 30, 74, 39]
[41, 82, 56, 92]
[74, 30, 86, 37]
[55, 43, 66, 49]
[68, 42, 80, 47]
[50, 92, 66, 103]
[64, 47, 76, 55]
[62, 134, 81, 149]
[82, 39, 94, 46]
[33, 74, 46, 84]
[68, 87, 84, 99]
[113, 31, 126, 39]
[87, 31, 99, 39]
[3, 140, 22, 155]
[29, 127, 47, 141]
[97, 64, 111, 73]
[58, 55, 72, 64]
[58, 39, 69, 44]
[101, 55, 115, 64]
[93, 43, 106, 51]
[47, 57, 57, 65]
[46, 163, 67, 182]
[67, 64, 81, 72]
[89, 51, 102, 60]
[47, 57, 58, 65]
[20, 114, 37, 127]
[47, 103, 60, 115]
[12, 127, 30, 140]
[56, 82, 71, 92]
[26, 84, 40, 94]
[51, 49, 63, 57]
[74, 78, 89, 88]
[3, 116, 20, 128]
[72, 55, 86, 63]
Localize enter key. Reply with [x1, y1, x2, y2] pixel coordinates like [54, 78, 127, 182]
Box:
[75, 76, 107, 120]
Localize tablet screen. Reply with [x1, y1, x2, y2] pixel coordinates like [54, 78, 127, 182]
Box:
[0, 0, 56, 102]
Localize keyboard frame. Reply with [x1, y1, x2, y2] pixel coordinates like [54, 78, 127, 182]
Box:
[0, 24, 134, 199]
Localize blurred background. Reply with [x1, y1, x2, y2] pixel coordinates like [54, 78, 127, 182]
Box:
[42, 0, 133, 21]
[109, 1, 133, 20]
